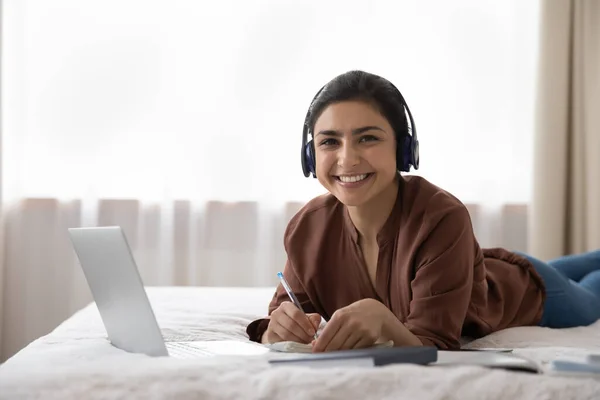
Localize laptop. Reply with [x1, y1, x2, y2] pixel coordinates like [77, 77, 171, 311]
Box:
[68, 226, 270, 358]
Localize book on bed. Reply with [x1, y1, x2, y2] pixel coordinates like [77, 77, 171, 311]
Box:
[267, 345, 438, 368]
[265, 340, 394, 353]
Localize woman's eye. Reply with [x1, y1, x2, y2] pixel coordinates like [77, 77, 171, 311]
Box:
[319, 138, 338, 146]
[360, 135, 379, 143]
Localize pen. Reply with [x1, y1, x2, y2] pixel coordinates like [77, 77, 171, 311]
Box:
[277, 272, 318, 340]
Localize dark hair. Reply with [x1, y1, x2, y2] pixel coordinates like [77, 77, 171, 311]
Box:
[304, 70, 410, 166]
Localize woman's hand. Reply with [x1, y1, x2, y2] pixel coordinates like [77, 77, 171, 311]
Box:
[262, 301, 322, 344]
[311, 298, 391, 352]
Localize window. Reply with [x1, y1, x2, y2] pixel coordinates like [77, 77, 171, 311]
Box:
[3, 0, 540, 205]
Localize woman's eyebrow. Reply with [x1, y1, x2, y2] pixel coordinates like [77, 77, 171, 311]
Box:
[316, 126, 385, 137]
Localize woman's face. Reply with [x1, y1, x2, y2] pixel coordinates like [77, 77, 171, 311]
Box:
[312, 100, 398, 207]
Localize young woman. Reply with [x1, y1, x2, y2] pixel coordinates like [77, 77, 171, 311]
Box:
[246, 70, 600, 352]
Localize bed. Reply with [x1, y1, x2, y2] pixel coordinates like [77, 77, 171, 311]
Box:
[1, 287, 599, 399]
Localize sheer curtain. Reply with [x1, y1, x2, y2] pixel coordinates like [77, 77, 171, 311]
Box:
[0, 0, 541, 361]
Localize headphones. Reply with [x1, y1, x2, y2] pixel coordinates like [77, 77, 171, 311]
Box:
[300, 82, 419, 178]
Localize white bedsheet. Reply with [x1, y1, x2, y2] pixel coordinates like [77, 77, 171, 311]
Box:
[1, 287, 600, 400]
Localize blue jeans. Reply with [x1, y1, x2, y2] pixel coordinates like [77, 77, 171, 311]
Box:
[518, 250, 600, 328]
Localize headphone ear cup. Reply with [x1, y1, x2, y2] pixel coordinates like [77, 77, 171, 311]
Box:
[399, 135, 420, 172]
[411, 138, 419, 170]
[400, 136, 411, 172]
[305, 140, 316, 177]
[396, 140, 404, 172]
[301, 141, 309, 177]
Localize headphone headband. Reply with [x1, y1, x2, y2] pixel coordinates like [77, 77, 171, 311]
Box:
[301, 78, 419, 178]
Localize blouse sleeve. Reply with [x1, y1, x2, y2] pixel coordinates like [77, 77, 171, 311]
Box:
[405, 205, 477, 349]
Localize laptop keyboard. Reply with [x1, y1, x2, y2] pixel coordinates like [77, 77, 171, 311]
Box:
[166, 342, 214, 359]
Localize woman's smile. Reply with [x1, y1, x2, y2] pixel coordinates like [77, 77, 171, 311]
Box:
[334, 173, 375, 188]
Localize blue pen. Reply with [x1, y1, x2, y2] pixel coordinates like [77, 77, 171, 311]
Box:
[277, 272, 318, 340]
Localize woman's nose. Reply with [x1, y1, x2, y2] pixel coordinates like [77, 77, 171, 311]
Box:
[337, 143, 360, 168]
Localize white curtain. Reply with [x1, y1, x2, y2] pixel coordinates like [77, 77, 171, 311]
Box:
[1, 0, 541, 361]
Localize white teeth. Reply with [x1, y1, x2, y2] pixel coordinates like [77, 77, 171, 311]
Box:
[338, 174, 368, 183]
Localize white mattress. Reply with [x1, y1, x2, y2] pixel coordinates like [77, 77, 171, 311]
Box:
[1, 286, 600, 399]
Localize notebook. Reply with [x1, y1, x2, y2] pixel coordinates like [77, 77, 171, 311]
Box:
[268, 345, 438, 368]
[266, 340, 394, 353]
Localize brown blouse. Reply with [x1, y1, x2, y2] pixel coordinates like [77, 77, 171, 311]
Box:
[246, 176, 545, 349]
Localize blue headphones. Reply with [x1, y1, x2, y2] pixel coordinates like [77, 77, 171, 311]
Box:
[300, 83, 419, 178]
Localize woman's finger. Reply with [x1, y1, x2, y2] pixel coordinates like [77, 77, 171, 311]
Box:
[323, 325, 352, 352]
[352, 335, 376, 350]
[280, 302, 317, 337]
[272, 313, 312, 343]
[264, 327, 282, 344]
[312, 317, 342, 352]
[315, 315, 355, 352]
[270, 320, 308, 343]
[339, 330, 362, 350]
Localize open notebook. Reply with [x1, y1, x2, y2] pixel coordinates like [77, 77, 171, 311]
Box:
[266, 340, 394, 353]
[263, 319, 395, 353]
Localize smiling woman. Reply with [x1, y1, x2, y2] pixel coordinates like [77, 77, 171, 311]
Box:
[1, 0, 542, 362]
[247, 70, 600, 352]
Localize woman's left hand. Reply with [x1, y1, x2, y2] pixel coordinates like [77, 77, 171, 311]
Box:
[311, 298, 391, 353]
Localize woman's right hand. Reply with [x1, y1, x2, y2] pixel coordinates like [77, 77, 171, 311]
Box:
[262, 301, 322, 344]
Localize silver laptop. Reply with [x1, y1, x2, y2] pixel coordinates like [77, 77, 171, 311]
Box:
[68, 226, 269, 359]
